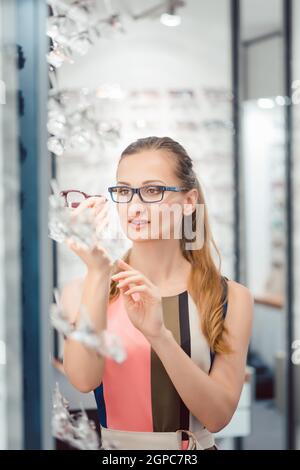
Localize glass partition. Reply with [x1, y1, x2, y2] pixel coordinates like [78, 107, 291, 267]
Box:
[240, 0, 288, 450]
[292, 0, 300, 450]
[0, 0, 23, 450]
[50, 0, 238, 450]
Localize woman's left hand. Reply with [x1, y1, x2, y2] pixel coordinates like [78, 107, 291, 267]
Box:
[111, 259, 167, 341]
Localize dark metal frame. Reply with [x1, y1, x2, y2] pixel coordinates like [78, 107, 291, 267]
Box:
[231, 0, 241, 285]
[51, 115, 59, 360]
[283, 0, 295, 451]
[47, 1, 60, 363]
[231, 0, 243, 451]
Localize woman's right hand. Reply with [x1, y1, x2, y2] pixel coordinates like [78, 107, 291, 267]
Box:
[64, 196, 114, 274]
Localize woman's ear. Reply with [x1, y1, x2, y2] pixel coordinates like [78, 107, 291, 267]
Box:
[183, 189, 198, 216]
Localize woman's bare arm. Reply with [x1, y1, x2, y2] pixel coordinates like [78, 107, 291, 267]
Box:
[62, 268, 112, 393]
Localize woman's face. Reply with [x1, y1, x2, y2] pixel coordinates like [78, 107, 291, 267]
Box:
[115, 150, 198, 242]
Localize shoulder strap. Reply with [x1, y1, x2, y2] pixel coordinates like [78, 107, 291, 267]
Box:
[221, 276, 229, 319]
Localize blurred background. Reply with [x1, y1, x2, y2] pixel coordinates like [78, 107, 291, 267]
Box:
[0, 0, 299, 449]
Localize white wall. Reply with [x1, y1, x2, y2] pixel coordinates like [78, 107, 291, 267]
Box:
[241, 0, 282, 41]
[246, 36, 284, 100]
[242, 101, 285, 297]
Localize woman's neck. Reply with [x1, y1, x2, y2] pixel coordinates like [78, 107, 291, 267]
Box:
[127, 241, 192, 296]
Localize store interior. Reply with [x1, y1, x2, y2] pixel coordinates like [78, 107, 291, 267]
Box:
[0, 0, 300, 450]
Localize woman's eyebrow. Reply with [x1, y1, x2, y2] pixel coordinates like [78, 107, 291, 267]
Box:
[116, 179, 166, 185]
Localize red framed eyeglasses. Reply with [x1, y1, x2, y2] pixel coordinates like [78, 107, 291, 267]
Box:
[60, 189, 108, 208]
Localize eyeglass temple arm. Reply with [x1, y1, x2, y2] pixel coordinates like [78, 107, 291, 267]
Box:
[164, 186, 188, 191]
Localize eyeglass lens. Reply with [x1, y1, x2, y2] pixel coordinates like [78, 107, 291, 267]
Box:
[65, 191, 86, 208]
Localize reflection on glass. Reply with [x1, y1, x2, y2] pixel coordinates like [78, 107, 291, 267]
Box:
[241, 0, 287, 450]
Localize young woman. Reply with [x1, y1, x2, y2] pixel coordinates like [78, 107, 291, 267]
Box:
[62, 136, 253, 450]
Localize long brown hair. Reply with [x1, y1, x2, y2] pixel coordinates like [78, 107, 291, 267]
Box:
[109, 136, 231, 355]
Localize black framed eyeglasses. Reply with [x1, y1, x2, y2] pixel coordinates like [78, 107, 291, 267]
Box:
[107, 185, 189, 203]
[60, 189, 108, 208]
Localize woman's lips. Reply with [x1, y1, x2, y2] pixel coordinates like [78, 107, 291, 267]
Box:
[129, 219, 150, 229]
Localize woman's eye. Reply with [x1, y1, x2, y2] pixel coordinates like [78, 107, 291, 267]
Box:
[118, 188, 129, 195]
[146, 186, 161, 194]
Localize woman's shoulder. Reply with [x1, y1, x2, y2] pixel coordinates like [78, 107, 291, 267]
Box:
[225, 278, 253, 302]
[223, 278, 254, 327]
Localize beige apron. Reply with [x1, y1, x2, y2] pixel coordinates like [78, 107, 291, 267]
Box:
[100, 425, 216, 450]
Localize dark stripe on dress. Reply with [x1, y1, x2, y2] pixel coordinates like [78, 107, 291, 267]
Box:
[209, 276, 229, 373]
[94, 384, 107, 427]
[151, 295, 181, 431]
[178, 290, 191, 430]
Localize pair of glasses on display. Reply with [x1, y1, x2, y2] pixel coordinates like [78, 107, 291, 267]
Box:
[60, 185, 189, 207]
[60, 190, 108, 208]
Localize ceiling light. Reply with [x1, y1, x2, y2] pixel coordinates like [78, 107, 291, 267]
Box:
[160, 0, 184, 27]
[160, 12, 181, 26]
[257, 98, 275, 109]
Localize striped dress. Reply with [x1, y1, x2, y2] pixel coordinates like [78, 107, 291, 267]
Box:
[94, 276, 229, 450]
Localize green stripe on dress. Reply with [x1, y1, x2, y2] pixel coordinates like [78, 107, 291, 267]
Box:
[151, 295, 181, 432]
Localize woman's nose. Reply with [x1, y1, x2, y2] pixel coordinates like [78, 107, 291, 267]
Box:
[131, 190, 143, 203]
